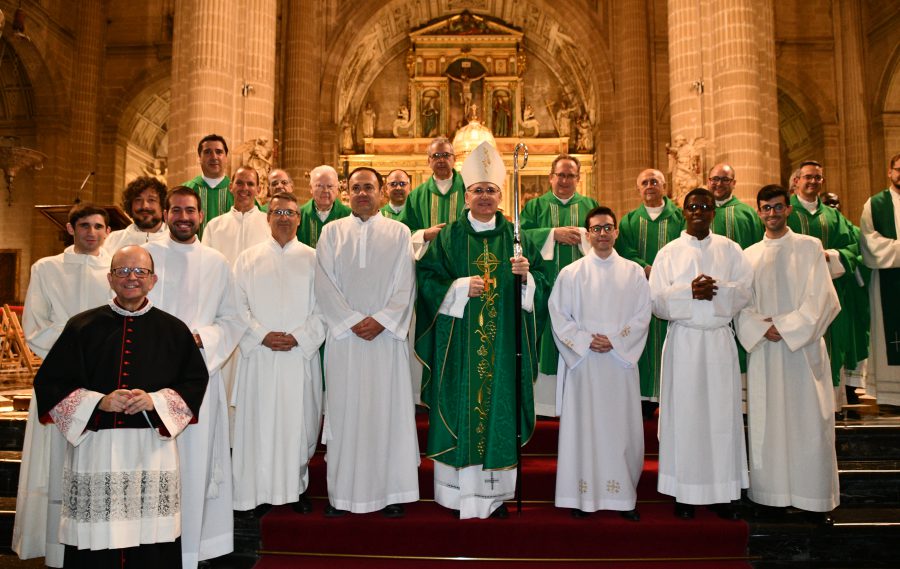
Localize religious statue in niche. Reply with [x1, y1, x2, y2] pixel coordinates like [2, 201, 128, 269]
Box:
[235, 137, 275, 201]
[492, 90, 511, 137]
[520, 104, 540, 137]
[392, 104, 415, 137]
[362, 102, 376, 138]
[420, 89, 441, 138]
[666, 134, 708, 205]
[575, 115, 594, 153]
[550, 97, 578, 140]
[340, 119, 354, 153]
[446, 69, 486, 121]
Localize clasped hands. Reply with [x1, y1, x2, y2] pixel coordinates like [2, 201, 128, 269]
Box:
[553, 226, 582, 246]
[590, 334, 612, 353]
[352, 316, 385, 341]
[99, 389, 153, 415]
[763, 317, 782, 342]
[691, 274, 718, 301]
[262, 331, 299, 351]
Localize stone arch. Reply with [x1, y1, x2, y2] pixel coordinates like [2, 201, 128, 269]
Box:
[874, 40, 900, 168]
[319, 0, 614, 155]
[109, 64, 172, 192]
[776, 77, 827, 186]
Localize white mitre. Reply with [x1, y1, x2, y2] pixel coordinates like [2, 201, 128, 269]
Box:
[460, 141, 506, 190]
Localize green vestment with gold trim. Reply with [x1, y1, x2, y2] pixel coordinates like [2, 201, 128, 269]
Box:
[380, 203, 405, 221]
[520, 191, 600, 375]
[398, 171, 467, 232]
[416, 212, 550, 470]
[788, 194, 863, 386]
[296, 199, 352, 248]
[182, 175, 232, 237]
[615, 197, 684, 400]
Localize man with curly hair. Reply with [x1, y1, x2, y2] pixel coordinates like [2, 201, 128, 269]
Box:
[104, 176, 169, 252]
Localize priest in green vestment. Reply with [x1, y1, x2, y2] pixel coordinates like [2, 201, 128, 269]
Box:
[398, 138, 467, 259]
[708, 163, 765, 380]
[296, 164, 351, 248]
[787, 161, 863, 389]
[615, 169, 684, 405]
[520, 154, 599, 416]
[380, 169, 412, 221]
[860, 154, 900, 407]
[416, 141, 550, 519]
[182, 134, 233, 237]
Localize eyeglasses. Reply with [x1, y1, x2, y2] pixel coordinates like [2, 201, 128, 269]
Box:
[111, 267, 153, 279]
[708, 176, 734, 184]
[800, 174, 824, 182]
[271, 208, 299, 218]
[588, 224, 616, 234]
[314, 184, 336, 192]
[759, 203, 787, 213]
[468, 187, 500, 196]
[553, 172, 579, 181]
[685, 203, 714, 212]
[387, 181, 408, 189]
[429, 152, 454, 160]
[349, 185, 378, 195]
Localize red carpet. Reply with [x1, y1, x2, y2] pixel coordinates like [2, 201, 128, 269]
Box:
[255, 413, 750, 567]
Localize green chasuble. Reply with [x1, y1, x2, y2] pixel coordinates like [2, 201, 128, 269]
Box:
[380, 203, 405, 221]
[520, 191, 600, 375]
[713, 195, 765, 373]
[296, 199, 352, 248]
[788, 194, 862, 385]
[398, 170, 467, 232]
[416, 212, 550, 470]
[844, 224, 871, 370]
[869, 189, 900, 365]
[182, 175, 232, 237]
[615, 197, 684, 400]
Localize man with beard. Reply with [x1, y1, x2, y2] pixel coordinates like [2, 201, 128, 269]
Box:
[144, 187, 244, 568]
[14, 204, 112, 567]
[650, 188, 753, 520]
[738, 184, 840, 522]
[104, 176, 169, 252]
[182, 134, 232, 235]
[399, 137, 467, 259]
[380, 169, 412, 220]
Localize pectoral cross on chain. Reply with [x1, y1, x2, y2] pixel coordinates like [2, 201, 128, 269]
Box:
[891, 332, 900, 353]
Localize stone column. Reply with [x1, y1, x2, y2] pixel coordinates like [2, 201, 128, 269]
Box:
[68, 0, 105, 202]
[613, 0, 653, 212]
[834, 0, 872, 222]
[667, 0, 779, 202]
[169, 0, 276, 184]
[282, 0, 324, 182]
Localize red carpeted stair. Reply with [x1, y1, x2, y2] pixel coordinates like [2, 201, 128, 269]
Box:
[255, 413, 751, 567]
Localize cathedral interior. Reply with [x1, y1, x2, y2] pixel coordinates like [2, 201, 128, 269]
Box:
[0, 0, 898, 305]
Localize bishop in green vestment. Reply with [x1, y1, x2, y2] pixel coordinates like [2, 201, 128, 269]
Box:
[520, 154, 599, 416]
[416, 141, 550, 519]
[787, 162, 863, 387]
[398, 138, 467, 258]
[614, 169, 684, 402]
[182, 135, 234, 237]
[296, 165, 352, 248]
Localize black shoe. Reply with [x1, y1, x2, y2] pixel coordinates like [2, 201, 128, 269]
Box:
[570, 508, 590, 519]
[641, 401, 659, 420]
[674, 502, 695, 519]
[620, 508, 640, 522]
[846, 386, 860, 405]
[490, 504, 509, 519]
[382, 504, 405, 518]
[234, 509, 254, 520]
[291, 493, 313, 514]
[324, 504, 347, 518]
[713, 503, 741, 520]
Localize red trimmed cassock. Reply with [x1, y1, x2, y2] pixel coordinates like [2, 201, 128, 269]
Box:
[33, 299, 208, 568]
